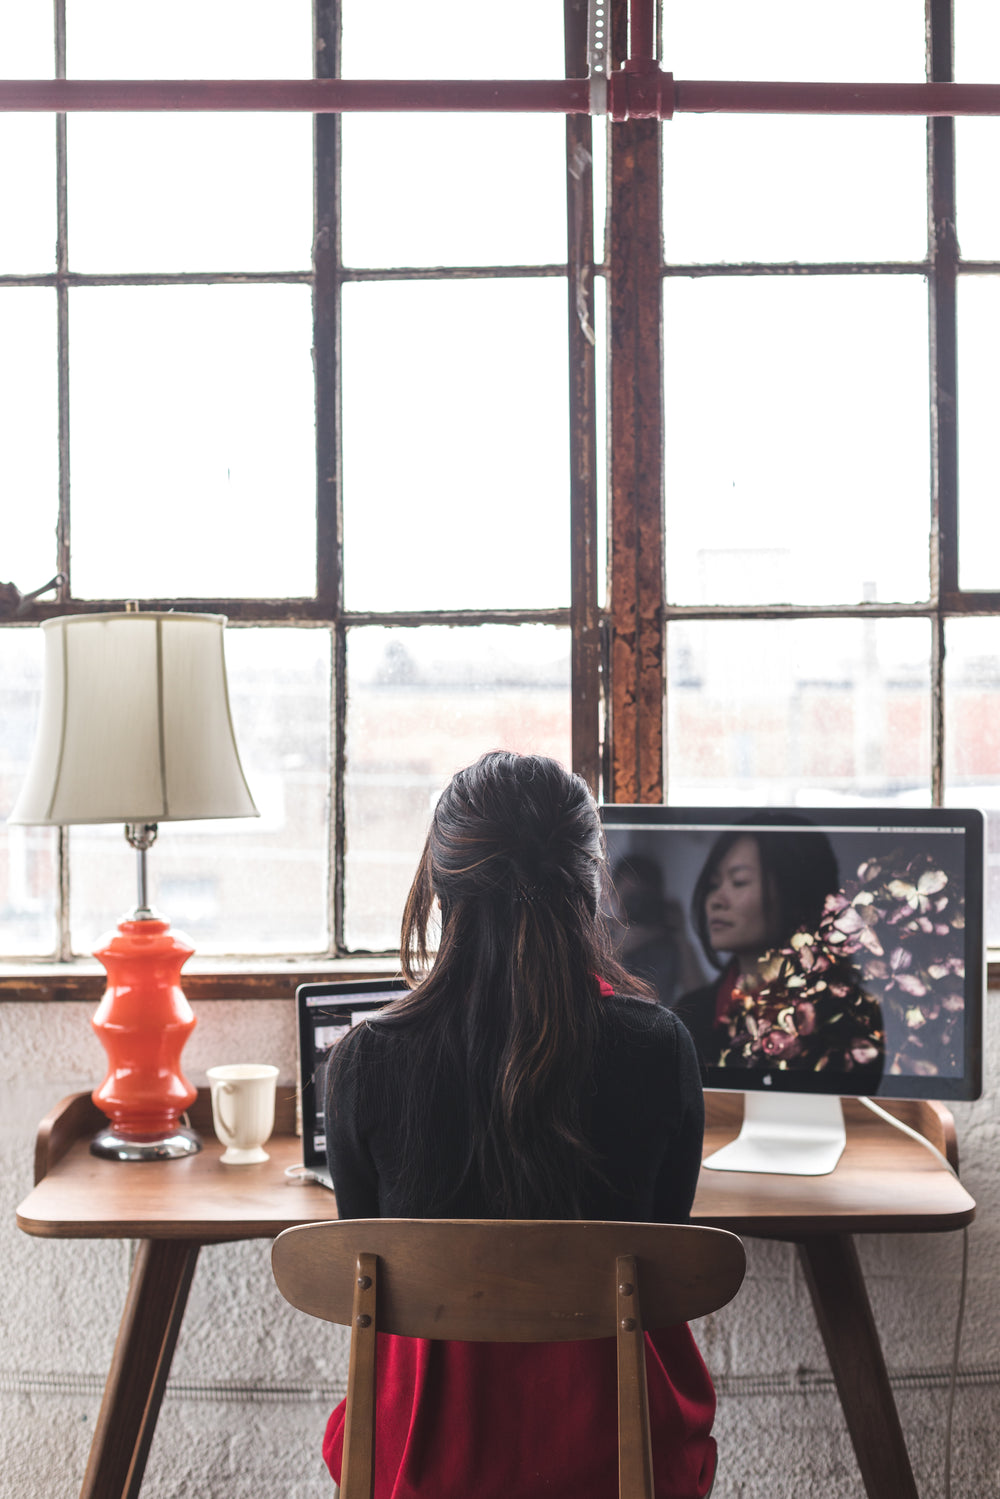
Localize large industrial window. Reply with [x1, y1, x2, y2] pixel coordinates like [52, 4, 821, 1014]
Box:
[604, 0, 1000, 952]
[2, 0, 1000, 978]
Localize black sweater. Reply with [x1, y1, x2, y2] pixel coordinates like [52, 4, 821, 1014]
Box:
[324, 993, 705, 1225]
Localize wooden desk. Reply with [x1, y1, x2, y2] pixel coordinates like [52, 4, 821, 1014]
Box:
[17, 1090, 975, 1499]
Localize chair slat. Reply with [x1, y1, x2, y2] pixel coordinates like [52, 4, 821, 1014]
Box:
[272, 1220, 745, 1341]
[616, 1255, 655, 1499]
[340, 1252, 377, 1499]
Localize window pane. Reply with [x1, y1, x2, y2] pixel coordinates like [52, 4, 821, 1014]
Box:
[667, 618, 931, 803]
[595, 277, 609, 610]
[663, 276, 930, 606]
[0, 630, 58, 955]
[955, 122, 1000, 260]
[0, 119, 56, 272]
[957, 277, 1000, 589]
[664, 0, 923, 81]
[69, 116, 312, 274]
[344, 625, 571, 950]
[0, 290, 59, 594]
[592, 119, 608, 269]
[342, 281, 569, 610]
[342, 0, 564, 78]
[957, 0, 1000, 260]
[663, 117, 926, 264]
[70, 628, 330, 955]
[342, 115, 565, 268]
[956, 0, 1000, 82]
[67, 0, 311, 76]
[69, 285, 316, 599]
[944, 619, 1000, 944]
[2, 3, 54, 76]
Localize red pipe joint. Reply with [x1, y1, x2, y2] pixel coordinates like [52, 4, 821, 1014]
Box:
[608, 64, 675, 121]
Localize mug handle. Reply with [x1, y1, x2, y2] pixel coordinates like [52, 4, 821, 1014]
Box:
[212, 1080, 237, 1142]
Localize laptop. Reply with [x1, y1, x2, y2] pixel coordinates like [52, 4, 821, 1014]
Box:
[294, 976, 409, 1189]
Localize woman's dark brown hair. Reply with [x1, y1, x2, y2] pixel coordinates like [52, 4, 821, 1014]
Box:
[330, 751, 649, 1218]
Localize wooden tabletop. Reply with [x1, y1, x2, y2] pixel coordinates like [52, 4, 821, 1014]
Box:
[16, 1089, 975, 1244]
[696, 1094, 974, 1237]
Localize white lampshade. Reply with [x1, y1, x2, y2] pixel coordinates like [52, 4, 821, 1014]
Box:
[9, 611, 259, 826]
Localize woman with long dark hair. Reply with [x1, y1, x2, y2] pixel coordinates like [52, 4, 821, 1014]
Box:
[323, 752, 716, 1498]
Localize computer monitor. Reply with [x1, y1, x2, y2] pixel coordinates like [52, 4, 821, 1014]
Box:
[600, 805, 984, 1176]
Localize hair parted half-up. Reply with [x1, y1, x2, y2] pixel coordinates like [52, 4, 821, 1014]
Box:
[333, 751, 651, 1218]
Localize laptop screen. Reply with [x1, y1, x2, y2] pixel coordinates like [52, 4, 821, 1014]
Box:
[296, 977, 408, 1182]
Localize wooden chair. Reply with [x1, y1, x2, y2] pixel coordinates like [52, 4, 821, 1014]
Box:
[271, 1218, 746, 1499]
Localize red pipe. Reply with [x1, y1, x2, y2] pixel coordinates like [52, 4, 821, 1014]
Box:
[0, 78, 593, 113]
[674, 79, 1000, 116]
[627, 0, 656, 70]
[1, 74, 1000, 119]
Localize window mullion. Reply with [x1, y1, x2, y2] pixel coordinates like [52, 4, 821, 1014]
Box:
[926, 0, 957, 807]
[930, 612, 946, 806]
[316, 0, 343, 952]
[332, 621, 346, 955]
[54, 0, 72, 958]
[314, 0, 342, 616]
[607, 110, 664, 802]
[565, 0, 601, 795]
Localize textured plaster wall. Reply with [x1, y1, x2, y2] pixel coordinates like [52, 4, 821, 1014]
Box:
[1, 994, 997, 1499]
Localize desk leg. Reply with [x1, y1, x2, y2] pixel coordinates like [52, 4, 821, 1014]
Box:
[80, 1238, 201, 1499]
[797, 1234, 918, 1499]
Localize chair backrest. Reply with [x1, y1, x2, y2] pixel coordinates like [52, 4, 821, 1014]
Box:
[272, 1219, 745, 1499]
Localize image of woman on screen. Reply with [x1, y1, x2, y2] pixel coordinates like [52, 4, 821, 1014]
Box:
[323, 752, 718, 1499]
[610, 853, 705, 1007]
[675, 822, 884, 1081]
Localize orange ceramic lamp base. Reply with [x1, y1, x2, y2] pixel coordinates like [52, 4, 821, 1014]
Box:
[90, 916, 201, 1160]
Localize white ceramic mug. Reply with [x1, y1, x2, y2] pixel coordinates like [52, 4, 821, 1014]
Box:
[207, 1064, 279, 1164]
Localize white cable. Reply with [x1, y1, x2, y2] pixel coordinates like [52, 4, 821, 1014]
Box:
[283, 1163, 324, 1183]
[943, 1227, 968, 1499]
[857, 1097, 968, 1499]
[856, 1095, 959, 1178]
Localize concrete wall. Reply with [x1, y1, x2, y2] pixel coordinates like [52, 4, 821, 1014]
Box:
[2, 992, 997, 1499]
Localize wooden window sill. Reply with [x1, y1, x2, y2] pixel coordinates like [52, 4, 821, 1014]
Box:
[0, 956, 402, 1003]
[3, 955, 998, 1001]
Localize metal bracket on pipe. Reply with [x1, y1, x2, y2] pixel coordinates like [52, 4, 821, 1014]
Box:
[588, 0, 609, 114]
[609, 63, 675, 121]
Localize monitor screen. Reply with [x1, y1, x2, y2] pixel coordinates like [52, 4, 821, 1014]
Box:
[600, 805, 983, 1102]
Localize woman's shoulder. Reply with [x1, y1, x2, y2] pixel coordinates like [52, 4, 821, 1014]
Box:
[600, 990, 689, 1046]
[334, 1010, 406, 1064]
[324, 1011, 406, 1095]
[594, 994, 704, 1121]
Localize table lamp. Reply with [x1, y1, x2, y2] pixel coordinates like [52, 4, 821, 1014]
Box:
[8, 611, 258, 1160]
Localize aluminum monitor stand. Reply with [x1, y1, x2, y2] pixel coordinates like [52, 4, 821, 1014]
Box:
[703, 1092, 847, 1176]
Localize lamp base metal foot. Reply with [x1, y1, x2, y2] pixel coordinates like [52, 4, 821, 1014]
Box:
[90, 1125, 202, 1161]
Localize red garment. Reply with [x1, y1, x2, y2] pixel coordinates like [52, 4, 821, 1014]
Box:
[323, 1326, 717, 1498]
[713, 960, 742, 1028]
